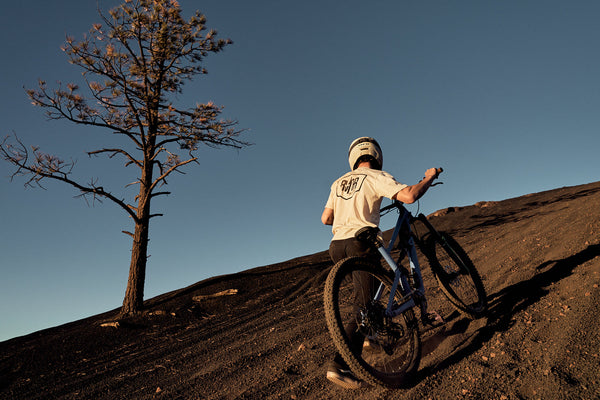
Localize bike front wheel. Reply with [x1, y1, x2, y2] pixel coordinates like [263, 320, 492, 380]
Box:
[423, 232, 488, 319]
[323, 257, 421, 388]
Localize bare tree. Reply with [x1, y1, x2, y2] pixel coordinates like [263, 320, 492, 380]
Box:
[0, 0, 248, 316]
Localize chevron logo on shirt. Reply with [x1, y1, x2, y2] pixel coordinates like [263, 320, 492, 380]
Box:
[336, 174, 366, 200]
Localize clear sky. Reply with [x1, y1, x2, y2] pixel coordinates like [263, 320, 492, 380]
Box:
[1, 0, 599, 342]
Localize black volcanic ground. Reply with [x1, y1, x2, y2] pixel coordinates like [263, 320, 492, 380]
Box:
[2, 181, 600, 399]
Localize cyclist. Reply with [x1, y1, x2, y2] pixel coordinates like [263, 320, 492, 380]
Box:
[321, 136, 440, 389]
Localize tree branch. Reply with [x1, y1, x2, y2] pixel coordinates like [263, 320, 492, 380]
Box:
[150, 191, 171, 198]
[88, 148, 142, 168]
[1, 135, 139, 223]
[149, 157, 197, 192]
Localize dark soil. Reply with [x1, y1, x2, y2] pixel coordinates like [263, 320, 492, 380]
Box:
[2, 181, 600, 399]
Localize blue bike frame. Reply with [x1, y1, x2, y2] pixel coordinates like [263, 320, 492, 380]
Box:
[372, 205, 429, 319]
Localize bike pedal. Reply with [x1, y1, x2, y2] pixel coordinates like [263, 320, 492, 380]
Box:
[422, 311, 444, 327]
[362, 337, 384, 353]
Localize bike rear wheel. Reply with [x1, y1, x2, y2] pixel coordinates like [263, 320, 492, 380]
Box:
[323, 257, 421, 388]
[423, 232, 488, 318]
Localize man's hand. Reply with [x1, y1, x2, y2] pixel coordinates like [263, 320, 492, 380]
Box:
[321, 207, 334, 225]
[394, 167, 443, 204]
[425, 167, 443, 180]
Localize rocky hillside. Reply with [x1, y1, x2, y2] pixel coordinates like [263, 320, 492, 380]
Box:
[1, 181, 599, 399]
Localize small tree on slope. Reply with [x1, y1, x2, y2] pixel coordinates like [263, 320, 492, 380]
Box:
[0, 0, 248, 316]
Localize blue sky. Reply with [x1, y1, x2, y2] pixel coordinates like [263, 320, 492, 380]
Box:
[1, 0, 599, 341]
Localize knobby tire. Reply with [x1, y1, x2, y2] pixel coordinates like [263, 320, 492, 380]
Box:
[323, 257, 421, 388]
[422, 231, 488, 318]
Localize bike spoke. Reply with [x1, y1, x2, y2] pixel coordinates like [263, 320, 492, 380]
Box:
[324, 258, 421, 387]
[426, 234, 488, 318]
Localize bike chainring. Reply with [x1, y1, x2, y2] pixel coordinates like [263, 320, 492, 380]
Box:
[358, 301, 406, 355]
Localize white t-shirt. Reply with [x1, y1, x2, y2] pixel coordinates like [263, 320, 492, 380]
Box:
[325, 167, 408, 241]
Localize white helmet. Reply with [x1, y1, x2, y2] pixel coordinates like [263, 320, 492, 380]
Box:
[348, 137, 383, 170]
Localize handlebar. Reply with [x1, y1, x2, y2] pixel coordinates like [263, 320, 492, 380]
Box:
[380, 201, 402, 213]
[419, 167, 443, 184]
[380, 167, 444, 214]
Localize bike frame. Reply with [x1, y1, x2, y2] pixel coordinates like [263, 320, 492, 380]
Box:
[372, 204, 430, 319]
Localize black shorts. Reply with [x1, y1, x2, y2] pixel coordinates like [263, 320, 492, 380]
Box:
[329, 236, 381, 266]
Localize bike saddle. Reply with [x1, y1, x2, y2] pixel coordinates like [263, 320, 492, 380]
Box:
[355, 227, 383, 247]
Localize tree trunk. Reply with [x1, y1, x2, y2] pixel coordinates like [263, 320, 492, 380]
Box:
[121, 217, 150, 315]
[121, 153, 154, 316]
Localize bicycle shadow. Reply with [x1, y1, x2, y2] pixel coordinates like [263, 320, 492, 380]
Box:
[413, 242, 600, 383]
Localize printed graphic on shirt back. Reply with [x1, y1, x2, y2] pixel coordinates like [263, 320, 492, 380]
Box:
[336, 174, 366, 200]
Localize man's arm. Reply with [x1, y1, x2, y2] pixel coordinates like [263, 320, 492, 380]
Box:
[394, 168, 441, 204]
[321, 207, 334, 225]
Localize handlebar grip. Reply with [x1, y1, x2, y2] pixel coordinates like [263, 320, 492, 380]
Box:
[429, 168, 443, 185]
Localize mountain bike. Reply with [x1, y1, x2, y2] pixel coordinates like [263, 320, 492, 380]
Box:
[323, 191, 488, 388]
